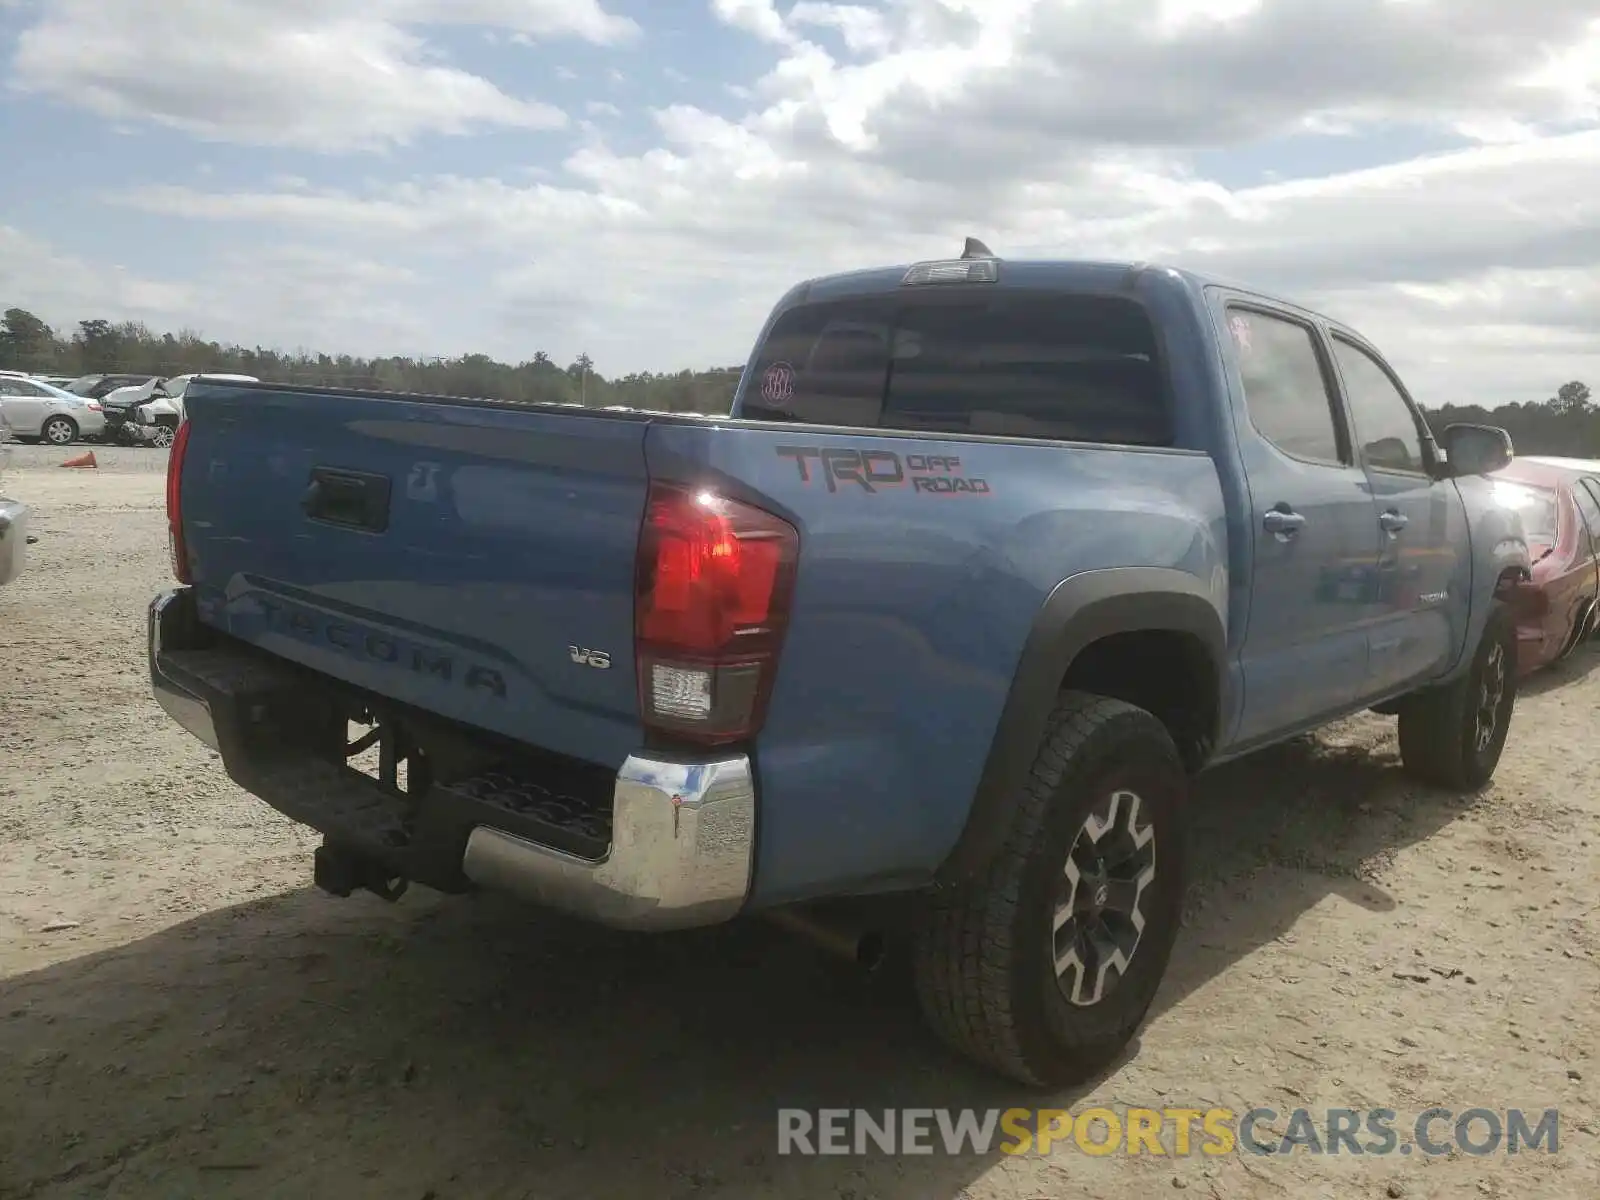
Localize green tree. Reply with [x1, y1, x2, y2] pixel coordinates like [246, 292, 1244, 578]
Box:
[1424, 379, 1596, 458]
[74, 318, 122, 371]
[0, 308, 56, 370]
[1552, 380, 1593, 416]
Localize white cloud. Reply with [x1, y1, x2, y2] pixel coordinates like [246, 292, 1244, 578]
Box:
[710, 0, 796, 46]
[7, 0, 1600, 404]
[0, 229, 429, 356]
[788, 3, 895, 55]
[10, 0, 638, 151]
[0, 226, 198, 328]
[104, 127, 1600, 398]
[194, 246, 433, 354]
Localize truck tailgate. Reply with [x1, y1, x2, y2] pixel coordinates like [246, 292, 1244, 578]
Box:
[178, 384, 650, 769]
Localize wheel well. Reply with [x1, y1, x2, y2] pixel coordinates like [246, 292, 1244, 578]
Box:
[1494, 565, 1529, 596]
[1062, 630, 1218, 773]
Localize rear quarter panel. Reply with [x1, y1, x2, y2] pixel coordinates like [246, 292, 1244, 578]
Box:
[1444, 472, 1533, 680]
[645, 422, 1228, 905]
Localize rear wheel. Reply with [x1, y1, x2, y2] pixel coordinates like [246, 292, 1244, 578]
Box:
[1397, 601, 1517, 790]
[150, 423, 177, 449]
[42, 415, 78, 446]
[912, 692, 1188, 1087]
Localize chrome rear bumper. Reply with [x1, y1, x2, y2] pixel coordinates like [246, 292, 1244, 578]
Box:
[148, 587, 755, 930]
[462, 756, 754, 929]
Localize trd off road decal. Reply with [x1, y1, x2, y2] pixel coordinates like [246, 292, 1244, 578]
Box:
[774, 446, 991, 496]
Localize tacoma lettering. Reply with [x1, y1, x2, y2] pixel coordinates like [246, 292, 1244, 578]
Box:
[257, 598, 507, 698]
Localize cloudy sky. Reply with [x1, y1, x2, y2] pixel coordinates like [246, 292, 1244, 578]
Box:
[1, 0, 1596, 404]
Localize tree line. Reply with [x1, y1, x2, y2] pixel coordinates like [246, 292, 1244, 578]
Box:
[2, 306, 1595, 455]
[1427, 382, 1597, 460]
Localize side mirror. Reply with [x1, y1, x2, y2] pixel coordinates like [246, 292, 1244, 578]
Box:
[1438, 423, 1513, 477]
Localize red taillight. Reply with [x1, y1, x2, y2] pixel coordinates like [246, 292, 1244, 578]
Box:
[634, 482, 799, 744]
[165, 419, 192, 583]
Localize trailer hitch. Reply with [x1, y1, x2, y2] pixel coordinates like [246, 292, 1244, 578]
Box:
[313, 841, 409, 903]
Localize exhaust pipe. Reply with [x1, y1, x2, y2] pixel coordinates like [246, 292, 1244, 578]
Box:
[765, 906, 887, 972]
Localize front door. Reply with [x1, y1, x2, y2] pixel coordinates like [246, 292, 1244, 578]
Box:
[1329, 333, 1466, 694]
[1223, 303, 1381, 745]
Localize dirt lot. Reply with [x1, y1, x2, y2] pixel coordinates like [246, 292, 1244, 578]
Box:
[2, 446, 1598, 1199]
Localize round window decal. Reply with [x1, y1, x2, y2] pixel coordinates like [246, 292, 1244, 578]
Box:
[760, 361, 795, 403]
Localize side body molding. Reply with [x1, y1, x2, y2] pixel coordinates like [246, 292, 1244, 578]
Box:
[934, 566, 1228, 885]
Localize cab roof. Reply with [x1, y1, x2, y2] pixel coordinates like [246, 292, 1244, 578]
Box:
[790, 241, 1324, 324]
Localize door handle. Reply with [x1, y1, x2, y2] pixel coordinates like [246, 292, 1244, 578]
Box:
[1263, 507, 1306, 537]
[301, 467, 392, 533]
[1379, 509, 1408, 533]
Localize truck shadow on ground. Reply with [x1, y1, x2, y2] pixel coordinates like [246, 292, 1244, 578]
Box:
[0, 719, 1499, 1200]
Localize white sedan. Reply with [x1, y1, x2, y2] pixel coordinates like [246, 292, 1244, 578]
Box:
[101, 372, 259, 447]
[0, 373, 106, 445]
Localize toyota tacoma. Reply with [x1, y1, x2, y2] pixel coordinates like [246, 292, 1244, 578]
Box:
[148, 243, 1530, 1085]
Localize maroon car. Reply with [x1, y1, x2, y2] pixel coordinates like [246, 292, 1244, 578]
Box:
[1489, 457, 1600, 676]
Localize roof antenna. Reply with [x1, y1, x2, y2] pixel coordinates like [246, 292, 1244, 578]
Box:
[960, 236, 996, 260]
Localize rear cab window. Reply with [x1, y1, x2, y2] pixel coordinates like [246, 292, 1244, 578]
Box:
[738, 290, 1173, 446]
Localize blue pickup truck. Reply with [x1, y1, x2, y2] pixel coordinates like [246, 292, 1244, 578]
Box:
[148, 244, 1530, 1086]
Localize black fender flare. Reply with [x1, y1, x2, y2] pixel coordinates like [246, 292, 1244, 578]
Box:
[934, 567, 1228, 885]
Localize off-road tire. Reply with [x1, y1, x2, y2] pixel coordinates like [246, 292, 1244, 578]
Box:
[912, 691, 1188, 1087]
[1397, 601, 1517, 791]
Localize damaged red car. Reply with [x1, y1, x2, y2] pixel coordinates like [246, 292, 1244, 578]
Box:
[1489, 456, 1600, 676]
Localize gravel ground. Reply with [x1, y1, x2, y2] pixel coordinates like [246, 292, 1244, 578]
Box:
[2, 441, 172, 475]
[2, 450, 1598, 1199]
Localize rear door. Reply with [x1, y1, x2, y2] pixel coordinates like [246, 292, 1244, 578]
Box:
[1329, 333, 1466, 693]
[0, 377, 49, 435]
[1219, 301, 1380, 743]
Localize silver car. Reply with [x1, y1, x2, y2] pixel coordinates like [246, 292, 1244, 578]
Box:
[0, 373, 107, 445]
